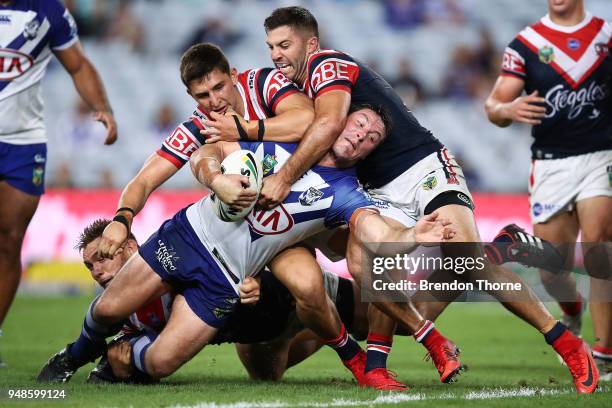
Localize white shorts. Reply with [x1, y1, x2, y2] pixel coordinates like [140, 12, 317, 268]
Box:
[529, 149, 612, 224]
[367, 147, 473, 221]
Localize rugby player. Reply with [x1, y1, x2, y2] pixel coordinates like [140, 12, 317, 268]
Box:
[37, 220, 372, 384]
[62, 103, 457, 387]
[485, 0, 612, 381]
[0, 0, 117, 366]
[201, 6, 597, 393]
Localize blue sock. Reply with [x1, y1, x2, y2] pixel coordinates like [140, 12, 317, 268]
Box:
[323, 324, 361, 361]
[365, 332, 392, 373]
[130, 330, 159, 375]
[67, 296, 123, 365]
[544, 321, 567, 345]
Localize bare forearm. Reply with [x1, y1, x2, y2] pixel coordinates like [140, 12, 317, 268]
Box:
[485, 97, 513, 127]
[71, 58, 112, 112]
[254, 108, 314, 142]
[190, 145, 223, 187]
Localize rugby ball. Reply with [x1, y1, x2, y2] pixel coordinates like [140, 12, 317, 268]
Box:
[211, 149, 263, 222]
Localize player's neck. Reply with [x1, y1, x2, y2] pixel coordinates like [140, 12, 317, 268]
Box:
[548, 6, 586, 27]
[318, 152, 337, 167]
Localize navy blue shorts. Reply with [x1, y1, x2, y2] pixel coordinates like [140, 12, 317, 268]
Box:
[0, 142, 47, 196]
[139, 208, 238, 328]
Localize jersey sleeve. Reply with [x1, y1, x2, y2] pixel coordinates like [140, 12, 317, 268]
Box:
[324, 177, 377, 228]
[156, 117, 207, 168]
[308, 51, 360, 98]
[45, 0, 79, 50]
[500, 38, 527, 79]
[257, 68, 299, 115]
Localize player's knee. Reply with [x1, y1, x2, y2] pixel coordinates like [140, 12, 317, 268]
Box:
[292, 281, 325, 311]
[93, 297, 123, 324]
[146, 353, 180, 379]
[0, 226, 25, 256]
[248, 368, 284, 382]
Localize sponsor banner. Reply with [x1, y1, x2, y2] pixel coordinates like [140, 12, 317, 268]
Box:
[21, 190, 531, 266]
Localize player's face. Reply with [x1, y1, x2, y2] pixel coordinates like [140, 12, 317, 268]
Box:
[266, 26, 316, 85]
[548, 0, 582, 14]
[187, 68, 239, 114]
[82, 238, 126, 288]
[332, 109, 385, 165]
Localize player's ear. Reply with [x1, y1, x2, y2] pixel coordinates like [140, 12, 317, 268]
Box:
[307, 36, 319, 53]
[124, 239, 138, 256]
[230, 68, 238, 85]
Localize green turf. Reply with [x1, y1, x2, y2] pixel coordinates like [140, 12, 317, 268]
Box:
[0, 296, 610, 407]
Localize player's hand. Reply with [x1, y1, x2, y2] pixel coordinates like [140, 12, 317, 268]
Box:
[239, 276, 261, 304]
[201, 107, 247, 144]
[503, 91, 547, 125]
[97, 221, 128, 258]
[257, 173, 291, 209]
[210, 174, 258, 210]
[414, 211, 456, 243]
[107, 340, 133, 379]
[93, 110, 118, 145]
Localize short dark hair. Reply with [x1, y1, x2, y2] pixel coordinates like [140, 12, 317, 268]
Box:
[76, 219, 136, 252]
[264, 6, 319, 38]
[348, 103, 393, 139]
[180, 43, 231, 87]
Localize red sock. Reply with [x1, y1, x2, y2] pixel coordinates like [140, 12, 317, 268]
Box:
[559, 295, 583, 316]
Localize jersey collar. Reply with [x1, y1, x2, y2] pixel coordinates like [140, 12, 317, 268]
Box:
[541, 11, 592, 33]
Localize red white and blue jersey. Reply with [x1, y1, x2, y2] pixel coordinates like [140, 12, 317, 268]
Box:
[0, 0, 78, 144]
[121, 293, 173, 336]
[157, 67, 298, 168]
[185, 142, 379, 293]
[301, 49, 442, 188]
[502, 13, 612, 159]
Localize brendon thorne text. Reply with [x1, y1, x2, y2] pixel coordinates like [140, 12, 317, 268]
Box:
[371, 279, 523, 292]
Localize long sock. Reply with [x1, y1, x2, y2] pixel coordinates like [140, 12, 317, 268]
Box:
[592, 345, 612, 361]
[130, 330, 159, 375]
[67, 296, 123, 365]
[323, 323, 361, 361]
[560, 295, 583, 316]
[544, 321, 568, 345]
[414, 320, 438, 348]
[365, 332, 392, 373]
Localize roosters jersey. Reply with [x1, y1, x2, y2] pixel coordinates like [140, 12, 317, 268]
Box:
[501, 13, 612, 159]
[301, 49, 442, 188]
[157, 67, 298, 168]
[185, 142, 378, 293]
[0, 0, 78, 144]
[121, 293, 173, 336]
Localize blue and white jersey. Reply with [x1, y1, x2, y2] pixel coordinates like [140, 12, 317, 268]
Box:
[0, 0, 78, 144]
[186, 142, 377, 293]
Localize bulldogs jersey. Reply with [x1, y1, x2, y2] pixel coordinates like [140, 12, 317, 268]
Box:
[186, 142, 378, 293]
[0, 0, 78, 144]
[157, 67, 298, 168]
[301, 50, 443, 188]
[502, 13, 612, 159]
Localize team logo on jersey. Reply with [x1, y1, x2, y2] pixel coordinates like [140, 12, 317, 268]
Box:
[262, 154, 277, 175]
[0, 15, 11, 24]
[32, 166, 44, 186]
[247, 204, 294, 235]
[567, 38, 580, 51]
[23, 18, 40, 40]
[595, 43, 610, 57]
[0, 49, 34, 80]
[299, 187, 324, 206]
[422, 176, 437, 191]
[155, 240, 179, 273]
[538, 46, 555, 64]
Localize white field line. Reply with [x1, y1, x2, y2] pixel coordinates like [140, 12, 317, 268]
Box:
[171, 387, 575, 408]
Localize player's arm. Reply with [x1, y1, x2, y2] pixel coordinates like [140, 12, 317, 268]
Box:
[190, 142, 257, 209]
[259, 90, 352, 208]
[54, 42, 117, 145]
[202, 92, 315, 143]
[97, 154, 178, 258]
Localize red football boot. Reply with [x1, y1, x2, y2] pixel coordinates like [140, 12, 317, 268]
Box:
[553, 330, 599, 393]
[363, 368, 408, 391]
[343, 349, 367, 386]
[424, 333, 463, 383]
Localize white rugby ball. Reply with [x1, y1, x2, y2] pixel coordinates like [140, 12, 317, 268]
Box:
[211, 149, 263, 222]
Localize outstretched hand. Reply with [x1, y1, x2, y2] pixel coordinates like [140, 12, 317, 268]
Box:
[201, 107, 245, 144]
[414, 211, 456, 243]
[93, 110, 118, 145]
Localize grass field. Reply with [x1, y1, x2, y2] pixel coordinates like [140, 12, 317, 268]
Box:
[1, 295, 610, 407]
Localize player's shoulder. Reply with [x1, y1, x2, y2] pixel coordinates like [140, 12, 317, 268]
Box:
[308, 49, 355, 66]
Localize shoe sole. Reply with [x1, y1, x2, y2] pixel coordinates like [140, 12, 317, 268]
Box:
[442, 364, 465, 384]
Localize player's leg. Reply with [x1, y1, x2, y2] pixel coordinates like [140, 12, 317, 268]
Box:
[576, 195, 612, 381]
[533, 212, 582, 334]
[269, 245, 366, 385]
[433, 202, 598, 393]
[346, 231, 463, 384]
[135, 295, 217, 378]
[0, 181, 40, 368]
